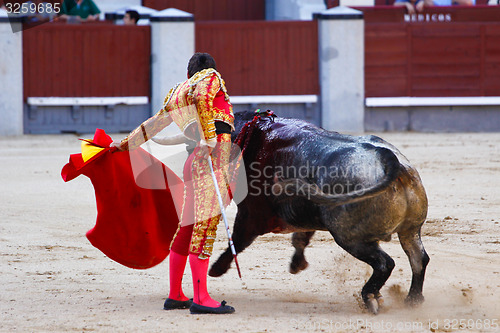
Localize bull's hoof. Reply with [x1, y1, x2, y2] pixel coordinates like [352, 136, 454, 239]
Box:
[365, 294, 379, 314]
[364, 293, 384, 315]
[289, 259, 308, 274]
[404, 293, 424, 307]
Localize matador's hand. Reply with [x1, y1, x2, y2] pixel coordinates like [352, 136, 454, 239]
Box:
[199, 143, 214, 159]
[109, 141, 124, 151]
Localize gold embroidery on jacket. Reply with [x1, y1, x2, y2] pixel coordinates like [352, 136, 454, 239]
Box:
[188, 134, 232, 257]
[122, 68, 234, 258]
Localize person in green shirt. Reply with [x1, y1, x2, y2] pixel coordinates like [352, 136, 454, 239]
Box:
[60, 0, 100, 21]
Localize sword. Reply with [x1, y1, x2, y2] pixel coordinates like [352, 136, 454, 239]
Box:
[207, 154, 242, 279]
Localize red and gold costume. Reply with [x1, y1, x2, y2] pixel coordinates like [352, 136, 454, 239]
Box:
[120, 68, 234, 259]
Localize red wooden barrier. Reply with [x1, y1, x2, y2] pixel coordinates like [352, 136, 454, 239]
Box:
[363, 7, 500, 97]
[411, 23, 483, 97]
[22, 7, 500, 100]
[484, 25, 500, 96]
[23, 22, 151, 99]
[365, 23, 409, 97]
[195, 21, 319, 96]
[142, 0, 265, 20]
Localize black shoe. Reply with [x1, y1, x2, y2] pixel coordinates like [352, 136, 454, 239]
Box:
[190, 300, 235, 314]
[163, 298, 193, 310]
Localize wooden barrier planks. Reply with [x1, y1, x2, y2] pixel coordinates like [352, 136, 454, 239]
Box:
[142, 0, 265, 20]
[196, 20, 319, 96]
[23, 23, 151, 99]
[364, 8, 500, 97]
[365, 23, 409, 97]
[484, 24, 500, 96]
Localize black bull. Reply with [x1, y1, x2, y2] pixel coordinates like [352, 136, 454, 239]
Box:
[209, 111, 429, 314]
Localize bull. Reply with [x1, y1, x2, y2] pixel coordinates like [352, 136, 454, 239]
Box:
[156, 110, 429, 314]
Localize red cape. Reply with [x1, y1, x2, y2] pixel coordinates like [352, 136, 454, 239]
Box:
[61, 129, 183, 269]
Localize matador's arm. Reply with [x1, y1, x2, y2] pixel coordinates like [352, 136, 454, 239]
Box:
[119, 109, 173, 151]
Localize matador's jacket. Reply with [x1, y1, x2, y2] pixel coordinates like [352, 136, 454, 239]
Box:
[120, 68, 234, 259]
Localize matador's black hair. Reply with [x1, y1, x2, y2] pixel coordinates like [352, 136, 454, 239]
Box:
[187, 53, 217, 78]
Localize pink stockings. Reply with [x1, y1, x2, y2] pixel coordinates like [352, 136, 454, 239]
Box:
[168, 224, 193, 302]
[168, 136, 230, 308]
[189, 253, 220, 307]
[168, 251, 220, 308]
[167, 251, 190, 302]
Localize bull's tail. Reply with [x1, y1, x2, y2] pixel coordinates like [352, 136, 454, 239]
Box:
[274, 146, 401, 207]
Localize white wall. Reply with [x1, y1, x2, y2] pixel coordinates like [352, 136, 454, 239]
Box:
[0, 12, 23, 136]
[267, 0, 326, 20]
[340, 0, 374, 6]
[317, 7, 365, 133]
[93, 0, 142, 19]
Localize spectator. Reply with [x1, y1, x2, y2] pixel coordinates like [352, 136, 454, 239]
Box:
[123, 10, 139, 25]
[59, 0, 100, 22]
[431, 0, 475, 5]
[395, 0, 474, 14]
[394, 0, 425, 14]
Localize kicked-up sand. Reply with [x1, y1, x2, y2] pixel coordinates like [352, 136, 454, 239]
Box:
[0, 132, 499, 332]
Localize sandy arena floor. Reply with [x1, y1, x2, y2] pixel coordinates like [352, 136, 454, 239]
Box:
[1, 132, 499, 332]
